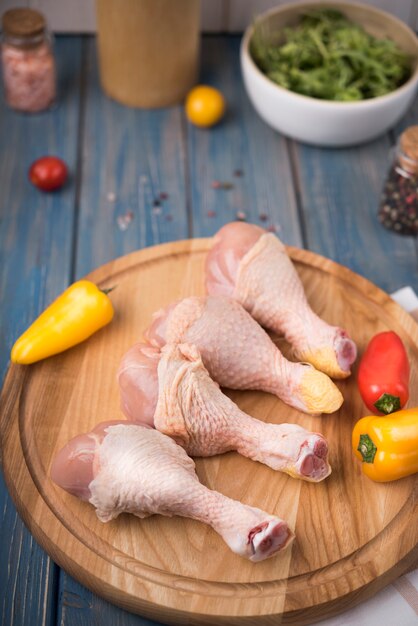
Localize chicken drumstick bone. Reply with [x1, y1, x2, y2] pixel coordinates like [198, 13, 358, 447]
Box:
[205, 222, 357, 379]
[145, 295, 342, 415]
[118, 342, 332, 482]
[51, 421, 294, 562]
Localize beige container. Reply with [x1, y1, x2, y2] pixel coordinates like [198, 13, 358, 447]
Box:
[95, 0, 200, 108]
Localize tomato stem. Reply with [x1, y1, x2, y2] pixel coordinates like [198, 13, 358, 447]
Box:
[374, 393, 401, 415]
[358, 434, 377, 463]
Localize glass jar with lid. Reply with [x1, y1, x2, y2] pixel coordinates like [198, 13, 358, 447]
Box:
[378, 126, 418, 236]
[1, 8, 56, 113]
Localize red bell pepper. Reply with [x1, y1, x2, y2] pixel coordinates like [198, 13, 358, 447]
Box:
[357, 331, 410, 415]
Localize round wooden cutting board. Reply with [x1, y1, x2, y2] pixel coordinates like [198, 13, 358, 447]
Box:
[0, 238, 417, 625]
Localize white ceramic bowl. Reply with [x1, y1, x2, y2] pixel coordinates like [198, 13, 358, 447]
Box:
[240, 1, 418, 147]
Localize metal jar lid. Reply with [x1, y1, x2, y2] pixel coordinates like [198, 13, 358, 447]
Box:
[399, 126, 418, 175]
[2, 8, 46, 39]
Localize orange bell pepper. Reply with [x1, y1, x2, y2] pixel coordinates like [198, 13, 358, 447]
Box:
[352, 408, 418, 482]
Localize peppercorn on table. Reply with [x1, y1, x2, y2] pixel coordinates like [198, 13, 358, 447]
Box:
[0, 35, 417, 626]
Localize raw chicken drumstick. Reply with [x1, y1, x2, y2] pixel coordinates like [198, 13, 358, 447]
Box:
[205, 222, 357, 379]
[144, 295, 343, 415]
[118, 342, 332, 482]
[51, 421, 294, 562]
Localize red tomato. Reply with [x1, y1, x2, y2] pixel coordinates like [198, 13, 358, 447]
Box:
[29, 156, 68, 191]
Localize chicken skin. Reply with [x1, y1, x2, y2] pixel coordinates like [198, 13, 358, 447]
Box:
[118, 342, 332, 482]
[205, 222, 357, 379]
[51, 421, 294, 562]
[144, 295, 343, 415]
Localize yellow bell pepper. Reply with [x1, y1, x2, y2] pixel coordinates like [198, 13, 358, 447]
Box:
[11, 280, 114, 364]
[352, 408, 418, 482]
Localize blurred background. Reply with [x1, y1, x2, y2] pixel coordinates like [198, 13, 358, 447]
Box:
[1, 0, 418, 32]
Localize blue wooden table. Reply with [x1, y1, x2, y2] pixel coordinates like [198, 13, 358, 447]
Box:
[1, 35, 418, 626]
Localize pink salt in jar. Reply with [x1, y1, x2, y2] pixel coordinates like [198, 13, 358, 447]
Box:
[1, 8, 56, 113]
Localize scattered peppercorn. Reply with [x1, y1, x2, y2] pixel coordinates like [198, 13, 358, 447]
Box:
[236, 211, 247, 221]
[233, 169, 244, 177]
[378, 166, 418, 235]
[259, 212, 268, 222]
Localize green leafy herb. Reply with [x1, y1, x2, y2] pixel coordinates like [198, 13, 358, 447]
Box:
[250, 8, 412, 101]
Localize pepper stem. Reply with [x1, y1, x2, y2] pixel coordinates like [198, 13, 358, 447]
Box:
[357, 434, 377, 463]
[374, 393, 400, 415]
[100, 286, 116, 295]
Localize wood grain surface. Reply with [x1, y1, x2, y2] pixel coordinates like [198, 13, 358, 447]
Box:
[0, 37, 84, 626]
[2, 33, 418, 626]
[1, 239, 417, 626]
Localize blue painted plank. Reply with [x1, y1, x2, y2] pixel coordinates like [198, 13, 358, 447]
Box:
[0, 36, 83, 626]
[0, 476, 58, 626]
[73, 39, 190, 280]
[57, 37, 189, 626]
[188, 36, 418, 295]
[59, 582, 160, 626]
[7, 33, 416, 626]
[187, 36, 302, 246]
[291, 133, 418, 293]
